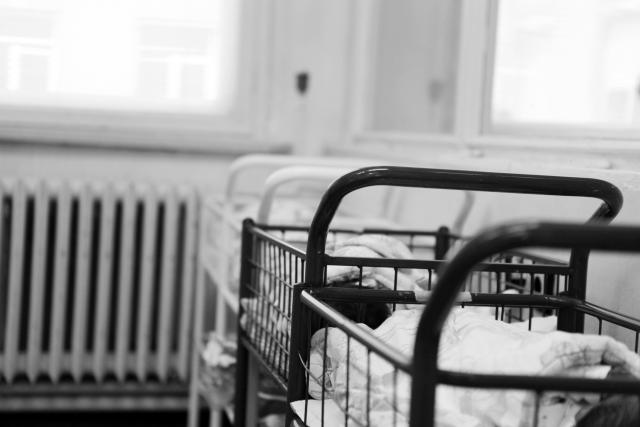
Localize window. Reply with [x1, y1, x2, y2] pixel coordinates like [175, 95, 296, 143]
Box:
[0, 0, 257, 148]
[351, 0, 640, 148]
[0, 9, 54, 95]
[364, 0, 462, 134]
[138, 23, 222, 105]
[490, 0, 640, 133]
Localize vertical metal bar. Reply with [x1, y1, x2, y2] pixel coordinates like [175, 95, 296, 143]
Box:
[178, 191, 198, 380]
[93, 186, 115, 381]
[277, 250, 291, 376]
[245, 359, 260, 426]
[345, 336, 351, 427]
[115, 187, 135, 381]
[136, 188, 158, 380]
[187, 191, 205, 427]
[26, 182, 49, 381]
[366, 351, 371, 427]
[533, 392, 541, 427]
[258, 238, 271, 361]
[4, 181, 26, 382]
[321, 326, 328, 427]
[72, 184, 92, 381]
[434, 226, 450, 260]
[0, 182, 5, 370]
[393, 369, 398, 427]
[49, 185, 71, 381]
[157, 191, 178, 381]
[393, 268, 398, 311]
[565, 249, 589, 332]
[255, 235, 268, 393]
[264, 245, 278, 367]
[234, 219, 256, 427]
[271, 248, 282, 371]
[260, 242, 273, 352]
[302, 307, 311, 426]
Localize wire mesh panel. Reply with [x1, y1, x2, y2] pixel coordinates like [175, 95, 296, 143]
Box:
[410, 223, 640, 427]
[234, 166, 625, 427]
[238, 225, 305, 385]
[236, 220, 579, 427]
[295, 291, 413, 427]
[236, 223, 457, 388]
[287, 249, 575, 427]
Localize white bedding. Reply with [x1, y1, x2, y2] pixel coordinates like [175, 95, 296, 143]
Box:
[299, 307, 640, 427]
[291, 399, 345, 427]
[240, 234, 427, 340]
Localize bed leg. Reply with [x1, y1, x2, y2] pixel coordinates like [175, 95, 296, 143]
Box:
[234, 340, 250, 427]
[233, 342, 259, 427]
[246, 357, 260, 427]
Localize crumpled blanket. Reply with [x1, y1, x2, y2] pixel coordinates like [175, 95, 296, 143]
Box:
[325, 234, 426, 293]
[242, 234, 425, 336]
[240, 234, 424, 377]
[306, 308, 640, 427]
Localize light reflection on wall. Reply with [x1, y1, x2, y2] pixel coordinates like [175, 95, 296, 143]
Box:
[492, 0, 640, 129]
[0, 0, 238, 114]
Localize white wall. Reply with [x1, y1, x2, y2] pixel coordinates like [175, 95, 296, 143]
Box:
[2, 1, 640, 336]
[0, 146, 232, 193]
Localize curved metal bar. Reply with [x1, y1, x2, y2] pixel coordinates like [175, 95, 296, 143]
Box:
[224, 154, 378, 201]
[452, 190, 475, 235]
[410, 221, 640, 427]
[306, 166, 623, 287]
[256, 165, 351, 223]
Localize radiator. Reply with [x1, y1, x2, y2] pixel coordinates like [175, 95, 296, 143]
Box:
[0, 179, 199, 405]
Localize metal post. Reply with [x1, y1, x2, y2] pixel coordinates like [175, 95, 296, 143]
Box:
[234, 219, 256, 427]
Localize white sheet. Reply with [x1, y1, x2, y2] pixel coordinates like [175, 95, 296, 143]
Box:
[302, 308, 640, 427]
[291, 396, 586, 427]
[291, 399, 346, 427]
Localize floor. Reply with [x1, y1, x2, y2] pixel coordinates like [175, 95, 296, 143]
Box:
[0, 410, 224, 427]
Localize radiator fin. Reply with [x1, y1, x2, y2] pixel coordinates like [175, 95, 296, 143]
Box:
[26, 183, 49, 381]
[49, 185, 71, 381]
[136, 189, 158, 380]
[177, 193, 197, 379]
[71, 186, 93, 381]
[115, 189, 136, 381]
[94, 186, 115, 380]
[4, 182, 27, 381]
[157, 191, 178, 381]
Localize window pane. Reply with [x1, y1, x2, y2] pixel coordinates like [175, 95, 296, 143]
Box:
[367, 0, 461, 134]
[492, 0, 640, 130]
[0, 0, 238, 114]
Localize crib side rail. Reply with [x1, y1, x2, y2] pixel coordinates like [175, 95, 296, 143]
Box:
[411, 221, 640, 427]
[306, 167, 623, 288]
[224, 154, 378, 202]
[296, 286, 640, 427]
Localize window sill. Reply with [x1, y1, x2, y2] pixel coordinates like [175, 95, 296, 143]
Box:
[0, 105, 290, 155]
[334, 131, 640, 191]
[350, 130, 640, 165]
[0, 123, 291, 156]
[0, 131, 291, 156]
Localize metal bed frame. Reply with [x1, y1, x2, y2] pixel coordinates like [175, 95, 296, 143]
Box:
[233, 166, 623, 427]
[194, 155, 420, 427]
[411, 221, 640, 426]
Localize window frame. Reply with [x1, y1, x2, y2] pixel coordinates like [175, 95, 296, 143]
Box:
[0, 0, 283, 152]
[482, 0, 640, 141]
[346, 0, 640, 157]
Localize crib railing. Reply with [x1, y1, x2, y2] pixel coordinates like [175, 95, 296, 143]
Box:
[0, 179, 199, 409]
